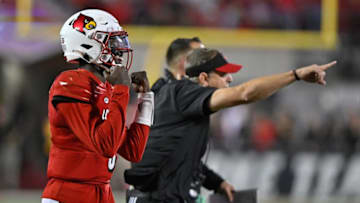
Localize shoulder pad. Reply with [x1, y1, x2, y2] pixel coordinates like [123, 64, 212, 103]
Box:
[50, 69, 93, 103]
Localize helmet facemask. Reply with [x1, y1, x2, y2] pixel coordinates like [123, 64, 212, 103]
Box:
[93, 30, 133, 71]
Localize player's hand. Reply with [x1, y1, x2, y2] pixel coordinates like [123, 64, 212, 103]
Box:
[219, 181, 235, 202]
[295, 61, 337, 85]
[104, 65, 131, 87]
[131, 71, 150, 93]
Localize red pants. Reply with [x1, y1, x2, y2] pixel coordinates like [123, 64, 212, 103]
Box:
[42, 179, 115, 203]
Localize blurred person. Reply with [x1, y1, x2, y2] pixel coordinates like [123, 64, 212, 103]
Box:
[272, 0, 300, 29]
[298, 0, 321, 30]
[142, 36, 204, 97]
[273, 111, 295, 153]
[273, 111, 296, 196]
[217, 0, 242, 28]
[162, 37, 204, 80]
[248, 0, 273, 28]
[125, 47, 336, 203]
[275, 154, 295, 195]
[218, 106, 249, 152]
[251, 112, 277, 152]
[336, 0, 360, 80]
[307, 112, 338, 195]
[247, 111, 276, 190]
[41, 9, 154, 203]
[332, 110, 360, 194]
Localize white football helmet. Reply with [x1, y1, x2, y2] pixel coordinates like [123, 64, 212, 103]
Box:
[60, 9, 133, 70]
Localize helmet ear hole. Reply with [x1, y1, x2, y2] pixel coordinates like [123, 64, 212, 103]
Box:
[83, 53, 92, 62]
[95, 33, 108, 43]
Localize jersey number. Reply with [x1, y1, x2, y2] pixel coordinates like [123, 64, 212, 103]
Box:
[102, 109, 110, 120]
[108, 155, 117, 172]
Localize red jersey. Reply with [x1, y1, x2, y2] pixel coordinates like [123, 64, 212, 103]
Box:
[42, 69, 149, 202]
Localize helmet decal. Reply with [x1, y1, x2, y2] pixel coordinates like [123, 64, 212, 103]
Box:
[72, 13, 97, 35]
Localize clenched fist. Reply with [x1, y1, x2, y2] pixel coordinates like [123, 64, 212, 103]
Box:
[131, 71, 150, 93]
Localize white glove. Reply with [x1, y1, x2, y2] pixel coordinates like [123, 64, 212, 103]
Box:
[134, 91, 154, 126]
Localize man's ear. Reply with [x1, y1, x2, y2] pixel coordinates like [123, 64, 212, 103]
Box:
[198, 72, 209, 87]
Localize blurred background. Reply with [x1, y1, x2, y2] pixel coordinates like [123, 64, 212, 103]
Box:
[0, 0, 359, 202]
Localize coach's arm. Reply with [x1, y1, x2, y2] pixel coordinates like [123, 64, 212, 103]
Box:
[209, 61, 336, 112]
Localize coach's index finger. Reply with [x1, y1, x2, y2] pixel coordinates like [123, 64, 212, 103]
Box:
[320, 61, 337, 71]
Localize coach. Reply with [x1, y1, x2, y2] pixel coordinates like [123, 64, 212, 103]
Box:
[125, 47, 336, 203]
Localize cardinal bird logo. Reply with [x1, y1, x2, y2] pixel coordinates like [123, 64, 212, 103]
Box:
[72, 14, 97, 35]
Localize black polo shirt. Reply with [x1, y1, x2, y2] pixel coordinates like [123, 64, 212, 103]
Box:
[125, 71, 224, 202]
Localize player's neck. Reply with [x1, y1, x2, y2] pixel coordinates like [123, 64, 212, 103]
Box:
[83, 64, 106, 83]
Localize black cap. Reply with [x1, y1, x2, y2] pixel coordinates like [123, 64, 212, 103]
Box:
[186, 52, 242, 77]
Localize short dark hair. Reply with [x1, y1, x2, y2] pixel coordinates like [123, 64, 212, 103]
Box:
[166, 37, 201, 66]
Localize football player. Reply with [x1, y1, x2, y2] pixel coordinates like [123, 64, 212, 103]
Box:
[41, 9, 154, 203]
